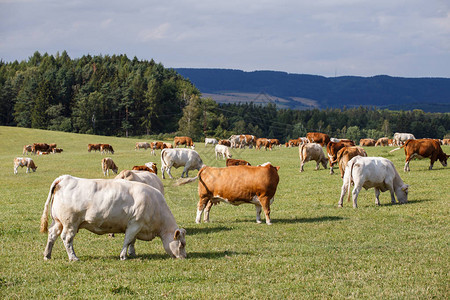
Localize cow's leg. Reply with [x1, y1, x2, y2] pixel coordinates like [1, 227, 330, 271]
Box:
[404, 155, 411, 172]
[26, 166, 30, 173]
[338, 182, 348, 207]
[255, 204, 262, 224]
[161, 166, 166, 179]
[196, 197, 209, 223]
[429, 158, 435, 170]
[60, 225, 79, 261]
[259, 197, 272, 225]
[315, 160, 320, 170]
[128, 238, 137, 257]
[43, 220, 63, 260]
[120, 223, 142, 260]
[374, 188, 381, 206]
[166, 165, 174, 179]
[14, 165, 18, 174]
[203, 201, 213, 223]
[300, 160, 305, 172]
[351, 185, 362, 208]
[330, 163, 334, 175]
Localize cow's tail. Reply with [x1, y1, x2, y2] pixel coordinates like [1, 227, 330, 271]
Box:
[346, 159, 356, 203]
[40, 176, 63, 233]
[389, 145, 405, 153]
[174, 176, 199, 186]
[299, 143, 305, 161]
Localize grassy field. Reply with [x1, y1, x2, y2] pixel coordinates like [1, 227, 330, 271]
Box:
[0, 126, 448, 299]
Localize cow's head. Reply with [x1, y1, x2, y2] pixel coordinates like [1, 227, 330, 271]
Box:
[167, 228, 187, 259]
[396, 184, 409, 204]
[439, 154, 449, 167]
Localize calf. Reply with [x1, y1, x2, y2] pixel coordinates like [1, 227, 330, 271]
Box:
[215, 144, 232, 159]
[226, 158, 251, 166]
[23, 145, 33, 155]
[299, 143, 328, 172]
[100, 144, 114, 154]
[101, 157, 118, 176]
[52, 148, 63, 154]
[14, 157, 37, 174]
[339, 156, 409, 208]
[40, 175, 186, 261]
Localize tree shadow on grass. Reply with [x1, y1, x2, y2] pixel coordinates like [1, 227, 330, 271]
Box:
[183, 225, 232, 236]
[273, 215, 345, 224]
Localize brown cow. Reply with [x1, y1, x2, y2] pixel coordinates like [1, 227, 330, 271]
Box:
[218, 139, 231, 147]
[256, 138, 272, 150]
[150, 141, 168, 156]
[100, 144, 114, 154]
[359, 138, 376, 146]
[132, 162, 158, 174]
[226, 158, 251, 167]
[101, 157, 118, 176]
[48, 143, 57, 151]
[391, 139, 449, 171]
[287, 139, 299, 147]
[88, 144, 101, 152]
[14, 157, 37, 174]
[23, 145, 33, 155]
[164, 142, 173, 149]
[52, 148, 64, 154]
[442, 139, 450, 145]
[32, 143, 50, 154]
[307, 132, 330, 146]
[326, 140, 356, 174]
[177, 163, 280, 225]
[174, 136, 194, 148]
[375, 137, 389, 147]
[332, 146, 368, 178]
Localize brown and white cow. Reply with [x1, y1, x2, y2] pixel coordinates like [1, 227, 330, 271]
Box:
[135, 142, 151, 150]
[306, 132, 330, 146]
[359, 138, 376, 146]
[52, 148, 63, 154]
[14, 157, 37, 174]
[442, 139, 450, 145]
[100, 144, 114, 154]
[326, 140, 356, 174]
[164, 142, 173, 149]
[255, 138, 272, 151]
[173, 136, 194, 149]
[32, 143, 50, 154]
[226, 158, 251, 167]
[375, 137, 389, 147]
[299, 143, 328, 172]
[177, 162, 280, 225]
[23, 145, 33, 155]
[88, 144, 101, 152]
[218, 139, 231, 147]
[332, 146, 368, 178]
[390, 139, 449, 171]
[132, 162, 157, 174]
[150, 141, 168, 156]
[101, 157, 118, 176]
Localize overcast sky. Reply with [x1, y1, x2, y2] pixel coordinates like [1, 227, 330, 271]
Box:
[1, 0, 449, 78]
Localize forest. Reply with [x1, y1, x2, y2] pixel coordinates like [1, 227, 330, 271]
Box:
[1, 52, 449, 142]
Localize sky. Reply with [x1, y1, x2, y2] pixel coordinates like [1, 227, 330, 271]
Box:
[1, 0, 449, 78]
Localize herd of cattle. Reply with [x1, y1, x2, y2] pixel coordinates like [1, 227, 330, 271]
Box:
[13, 133, 448, 261]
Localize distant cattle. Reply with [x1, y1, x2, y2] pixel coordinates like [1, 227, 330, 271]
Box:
[173, 136, 194, 149]
[100, 144, 114, 154]
[132, 162, 157, 174]
[177, 163, 280, 225]
[442, 139, 450, 145]
[150, 141, 168, 156]
[339, 157, 409, 208]
[135, 142, 151, 150]
[306, 132, 330, 146]
[205, 138, 218, 147]
[218, 139, 231, 147]
[161, 148, 205, 179]
[326, 140, 356, 174]
[299, 143, 328, 172]
[359, 138, 376, 146]
[215, 144, 232, 160]
[88, 144, 101, 152]
[226, 158, 251, 167]
[390, 139, 449, 171]
[52, 148, 64, 154]
[115, 170, 164, 195]
[32, 143, 51, 154]
[287, 139, 299, 147]
[332, 146, 368, 178]
[40, 175, 186, 261]
[256, 138, 272, 151]
[101, 157, 118, 176]
[393, 132, 415, 146]
[23, 145, 33, 155]
[164, 142, 173, 149]
[14, 157, 37, 174]
[375, 137, 389, 147]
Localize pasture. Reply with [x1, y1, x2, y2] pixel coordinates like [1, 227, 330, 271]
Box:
[0, 126, 448, 298]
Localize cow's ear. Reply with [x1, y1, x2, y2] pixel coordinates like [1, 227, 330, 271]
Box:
[276, 166, 280, 171]
[174, 229, 181, 240]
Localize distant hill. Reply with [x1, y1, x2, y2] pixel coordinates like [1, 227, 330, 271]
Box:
[175, 68, 450, 112]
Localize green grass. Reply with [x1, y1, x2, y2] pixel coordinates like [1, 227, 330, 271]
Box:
[0, 126, 448, 299]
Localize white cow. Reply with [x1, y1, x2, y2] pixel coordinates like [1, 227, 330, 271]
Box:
[161, 148, 205, 179]
[393, 132, 415, 146]
[204, 138, 218, 147]
[115, 170, 164, 195]
[215, 144, 232, 160]
[299, 143, 328, 172]
[40, 175, 186, 261]
[339, 156, 409, 208]
[135, 142, 151, 150]
[229, 135, 242, 148]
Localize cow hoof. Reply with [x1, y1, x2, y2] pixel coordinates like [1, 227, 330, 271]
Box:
[338, 204, 343, 208]
[43, 256, 51, 261]
[256, 220, 262, 224]
[266, 222, 272, 225]
[69, 257, 80, 262]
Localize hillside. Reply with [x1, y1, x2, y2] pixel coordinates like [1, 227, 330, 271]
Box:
[175, 68, 450, 112]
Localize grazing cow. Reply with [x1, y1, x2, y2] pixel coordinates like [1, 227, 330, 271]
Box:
[52, 148, 63, 154]
[393, 132, 415, 146]
[388, 139, 394, 146]
[205, 138, 218, 147]
[23, 145, 33, 155]
[101, 157, 118, 176]
[218, 139, 231, 147]
[177, 163, 280, 225]
[326, 140, 356, 174]
[240, 135, 256, 148]
[215, 144, 232, 160]
[88, 144, 101, 152]
[359, 138, 376, 146]
[13, 157, 37, 174]
[32, 143, 50, 154]
[375, 137, 389, 147]
[229, 135, 242, 148]
[173, 136, 194, 149]
[150, 141, 167, 156]
[226, 158, 251, 167]
[339, 157, 409, 208]
[135, 142, 151, 150]
[306, 132, 330, 146]
[100, 144, 114, 154]
[256, 138, 272, 151]
[161, 148, 205, 179]
[40, 175, 186, 261]
[115, 170, 164, 195]
[299, 143, 328, 172]
[442, 139, 450, 145]
[390, 139, 449, 171]
[332, 146, 368, 178]
[132, 162, 158, 175]
[287, 139, 299, 147]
